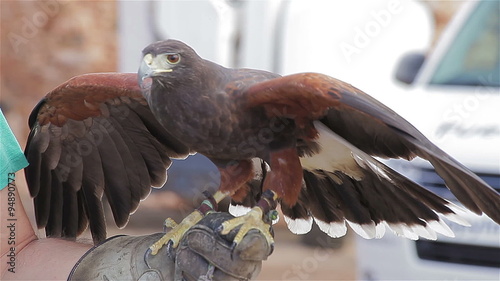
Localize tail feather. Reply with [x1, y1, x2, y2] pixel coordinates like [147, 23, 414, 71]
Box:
[284, 122, 470, 240]
[324, 171, 374, 225]
[302, 171, 345, 223]
[296, 165, 459, 240]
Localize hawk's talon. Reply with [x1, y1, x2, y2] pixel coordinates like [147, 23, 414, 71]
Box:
[215, 224, 224, 233]
[220, 206, 275, 248]
[147, 191, 230, 257]
[144, 248, 153, 269]
[148, 210, 203, 256]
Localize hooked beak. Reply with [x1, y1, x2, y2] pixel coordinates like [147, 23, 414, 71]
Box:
[138, 53, 172, 89]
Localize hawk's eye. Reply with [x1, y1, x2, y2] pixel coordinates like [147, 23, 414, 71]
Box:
[166, 54, 180, 64]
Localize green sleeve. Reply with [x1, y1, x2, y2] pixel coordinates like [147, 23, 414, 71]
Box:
[0, 108, 29, 190]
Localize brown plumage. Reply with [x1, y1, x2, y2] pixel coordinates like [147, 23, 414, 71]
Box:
[25, 39, 499, 244]
[25, 73, 189, 243]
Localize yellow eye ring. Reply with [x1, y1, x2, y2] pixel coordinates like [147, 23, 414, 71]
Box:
[166, 54, 180, 64]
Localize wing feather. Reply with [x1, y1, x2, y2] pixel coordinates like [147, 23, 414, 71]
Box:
[241, 72, 499, 240]
[25, 73, 190, 243]
[46, 170, 63, 237]
[34, 158, 52, 228]
[93, 117, 133, 228]
[106, 115, 151, 210]
[61, 182, 79, 238]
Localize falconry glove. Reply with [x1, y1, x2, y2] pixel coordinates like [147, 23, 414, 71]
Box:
[68, 212, 273, 281]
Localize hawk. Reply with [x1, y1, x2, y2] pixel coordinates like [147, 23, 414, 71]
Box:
[26, 40, 500, 254]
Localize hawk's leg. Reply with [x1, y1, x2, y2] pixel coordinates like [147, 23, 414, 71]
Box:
[148, 191, 228, 256]
[220, 146, 303, 247]
[148, 160, 255, 256]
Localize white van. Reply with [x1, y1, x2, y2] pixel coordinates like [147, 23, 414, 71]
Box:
[356, 1, 500, 280]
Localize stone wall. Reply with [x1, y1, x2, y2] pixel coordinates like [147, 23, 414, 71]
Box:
[1, 0, 117, 144]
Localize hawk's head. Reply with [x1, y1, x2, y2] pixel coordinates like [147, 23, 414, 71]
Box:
[138, 39, 203, 93]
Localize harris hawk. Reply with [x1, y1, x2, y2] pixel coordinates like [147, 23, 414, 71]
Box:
[25, 40, 500, 254]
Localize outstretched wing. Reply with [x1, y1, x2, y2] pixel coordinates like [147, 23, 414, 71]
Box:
[244, 72, 500, 239]
[25, 73, 190, 243]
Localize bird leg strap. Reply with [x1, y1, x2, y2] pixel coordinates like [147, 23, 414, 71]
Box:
[148, 191, 229, 256]
[257, 189, 279, 223]
[220, 189, 278, 248]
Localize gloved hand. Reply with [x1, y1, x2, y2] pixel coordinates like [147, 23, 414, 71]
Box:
[68, 212, 273, 281]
